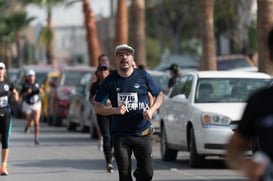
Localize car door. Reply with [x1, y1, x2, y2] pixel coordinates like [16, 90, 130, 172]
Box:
[167, 76, 192, 146]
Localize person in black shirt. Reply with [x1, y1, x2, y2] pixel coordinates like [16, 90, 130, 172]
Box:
[20, 69, 43, 145]
[166, 63, 180, 96]
[90, 64, 113, 173]
[226, 27, 273, 181]
[0, 62, 18, 176]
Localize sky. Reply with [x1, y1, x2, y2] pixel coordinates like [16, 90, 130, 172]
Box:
[26, 0, 113, 26]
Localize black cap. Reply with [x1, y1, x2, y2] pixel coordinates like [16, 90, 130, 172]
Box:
[169, 63, 179, 71]
[97, 64, 109, 71]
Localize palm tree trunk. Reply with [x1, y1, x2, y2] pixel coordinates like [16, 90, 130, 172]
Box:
[257, 0, 273, 74]
[199, 0, 216, 70]
[115, 0, 128, 46]
[131, 0, 146, 67]
[46, 7, 54, 66]
[16, 32, 22, 67]
[83, 0, 100, 67]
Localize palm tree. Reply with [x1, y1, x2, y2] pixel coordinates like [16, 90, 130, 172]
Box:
[199, 0, 216, 70]
[82, 0, 100, 67]
[131, 0, 146, 67]
[257, 0, 273, 74]
[5, 11, 35, 67]
[115, 0, 128, 46]
[22, 0, 65, 66]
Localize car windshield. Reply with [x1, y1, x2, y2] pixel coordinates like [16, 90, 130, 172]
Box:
[35, 72, 49, 84]
[195, 78, 271, 103]
[152, 75, 169, 93]
[60, 71, 90, 86]
[217, 58, 251, 70]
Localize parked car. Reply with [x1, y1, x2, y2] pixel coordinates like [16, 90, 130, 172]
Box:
[216, 54, 256, 71]
[66, 73, 98, 138]
[154, 54, 199, 73]
[7, 68, 19, 82]
[147, 70, 169, 133]
[48, 65, 96, 126]
[159, 71, 272, 168]
[40, 70, 60, 122]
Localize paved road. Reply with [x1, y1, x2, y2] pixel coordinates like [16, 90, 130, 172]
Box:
[2, 118, 246, 181]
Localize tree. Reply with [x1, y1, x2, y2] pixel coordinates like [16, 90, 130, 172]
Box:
[199, 0, 216, 70]
[115, 0, 128, 46]
[257, 0, 273, 75]
[5, 11, 35, 67]
[82, 0, 100, 67]
[131, 0, 146, 66]
[22, 0, 65, 66]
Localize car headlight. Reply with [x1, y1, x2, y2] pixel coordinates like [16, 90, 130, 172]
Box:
[201, 113, 231, 126]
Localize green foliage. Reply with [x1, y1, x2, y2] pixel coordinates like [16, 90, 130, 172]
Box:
[145, 0, 200, 54]
[214, 0, 240, 35]
[146, 37, 160, 68]
[37, 26, 54, 47]
[248, 24, 256, 53]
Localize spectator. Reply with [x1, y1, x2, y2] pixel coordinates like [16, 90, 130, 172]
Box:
[166, 63, 180, 96]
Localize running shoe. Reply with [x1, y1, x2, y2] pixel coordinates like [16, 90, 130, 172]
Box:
[0, 166, 8, 176]
[34, 138, 40, 145]
[106, 163, 113, 173]
[24, 126, 29, 134]
[133, 167, 139, 179]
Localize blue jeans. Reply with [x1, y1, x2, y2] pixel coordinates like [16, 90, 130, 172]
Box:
[113, 134, 153, 181]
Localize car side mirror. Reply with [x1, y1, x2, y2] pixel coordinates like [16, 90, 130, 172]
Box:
[172, 94, 187, 103]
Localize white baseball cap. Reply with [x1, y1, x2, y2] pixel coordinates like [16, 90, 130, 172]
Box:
[115, 44, 134, 55]
[0, 62, 5, 69]
[26, 69, 35, 76]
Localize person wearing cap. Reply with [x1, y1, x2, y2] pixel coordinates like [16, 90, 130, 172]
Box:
[166, 63, 180, 96]
[20, 69, 43, 145]
[90, 54, 111, 85]
[89, 63, 113, 173]
[94, 44, 164, 181]
[0, 62, 19, 176]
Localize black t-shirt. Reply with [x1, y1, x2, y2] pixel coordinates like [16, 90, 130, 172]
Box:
[90, 81, 100, 98]
[20, 82, 41, 104]
[0, 79, 15, 112]
[168, 75, 179, 88]
[237, 86, 273, 160]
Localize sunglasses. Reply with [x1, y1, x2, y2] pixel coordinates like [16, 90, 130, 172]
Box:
[0, 67, 4, 70]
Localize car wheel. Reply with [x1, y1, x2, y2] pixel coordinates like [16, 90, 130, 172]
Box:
[48, 115, 53, 126]
[160, 125, 177, 161]
[79, 111, 89, 133]
[189, 128, 205, 168]
[66, 115, 77, 131]
[53, 113, 62, 127]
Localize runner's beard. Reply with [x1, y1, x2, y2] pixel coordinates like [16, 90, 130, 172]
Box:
[120, 66, 130, 72]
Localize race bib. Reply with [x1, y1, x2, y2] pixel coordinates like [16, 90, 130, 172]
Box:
[117, 92, 138, 112]
[30, 95, 39, 103]
[0, 96, 8, 107]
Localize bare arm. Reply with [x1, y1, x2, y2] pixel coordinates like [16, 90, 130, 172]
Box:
[143, 91, 164, 120]
[226, 132, 251, 170]
[12, 89, 19, 101]
[226, 132, 267, 180]
[94, 101, 127, 116]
